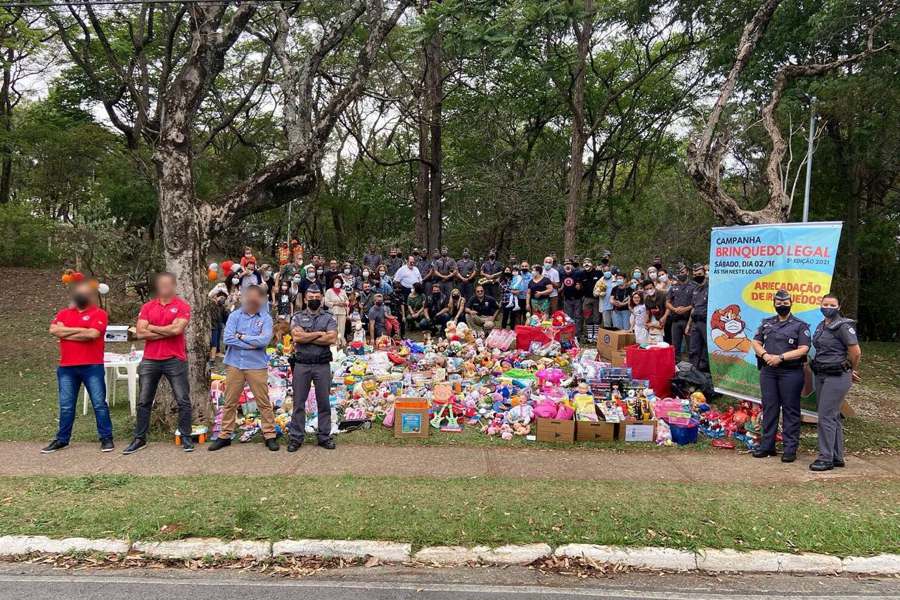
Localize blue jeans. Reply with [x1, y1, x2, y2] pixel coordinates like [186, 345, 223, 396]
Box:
[56, 365, 113, 443]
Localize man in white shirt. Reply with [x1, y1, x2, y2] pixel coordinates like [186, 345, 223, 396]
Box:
[393, 255, 423, 303]
[542, 256, 561, 312]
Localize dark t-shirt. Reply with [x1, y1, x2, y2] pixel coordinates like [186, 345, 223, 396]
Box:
[468, 295, 499, 316]
[560, 270, 582, 300]
[644, 292, 667, 322]
[529, 277, 552, 297]
[612, 285, 630, 311]
[579, 269, 601, 298]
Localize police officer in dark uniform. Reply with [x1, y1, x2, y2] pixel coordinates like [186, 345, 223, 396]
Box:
[808, 293, 861, 472]
[288, 286, 338, 451]
[750, 289, 811, 462]
[666, 263, 695, 359]
[480, 249, 503, 300]
[455, 248, 477, 300]
[685, 263, 709, 372]
[433, 246, 457, 297]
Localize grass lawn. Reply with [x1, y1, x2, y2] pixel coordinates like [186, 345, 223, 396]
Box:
[0, 474, 896, 556]
[1, 268, 897, 453]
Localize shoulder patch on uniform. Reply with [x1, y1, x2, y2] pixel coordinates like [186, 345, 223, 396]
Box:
[848, 327, 855, 335]
[803, 329, 809, 336]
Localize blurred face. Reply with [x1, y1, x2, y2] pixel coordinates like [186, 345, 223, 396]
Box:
[243, 287, 264, 313]
[155, 274, 176, 298]
[71, 282, 94, 308]
[374, 293, 384, 305]
[821, 297, 839, 310]
[564, 263, 573, 272]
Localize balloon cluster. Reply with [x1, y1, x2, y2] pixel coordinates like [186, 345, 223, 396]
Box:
[208, 260, 241, 282]
[60, 269, 110, 295]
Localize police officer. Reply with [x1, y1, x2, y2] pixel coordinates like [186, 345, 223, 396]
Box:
[666, 263, 695, 359]
[433, 246, 457, 297]
[685, 263, 709, 372]
[750, 289, 810, 462]
[288, 286, 338, 451]
[808, 293, 861, 472]
[480, 249, 503, 300]
[455, 248, 477, 300]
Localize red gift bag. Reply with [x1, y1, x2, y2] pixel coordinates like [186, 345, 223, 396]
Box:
[624, 344, 675, 398]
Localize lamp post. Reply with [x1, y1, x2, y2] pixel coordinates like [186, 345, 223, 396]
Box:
[802, 99, 816, 223]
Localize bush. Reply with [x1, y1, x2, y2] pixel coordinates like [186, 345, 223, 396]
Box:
[0, 203, 57, 267]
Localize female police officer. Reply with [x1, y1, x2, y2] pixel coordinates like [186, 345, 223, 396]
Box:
[807, 293, 861, 472]
[750, 289, 810, 463]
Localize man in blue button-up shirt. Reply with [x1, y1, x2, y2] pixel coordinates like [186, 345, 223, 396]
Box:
[209, 285, 278, 452]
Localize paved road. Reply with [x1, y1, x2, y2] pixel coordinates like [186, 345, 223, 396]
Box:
[0, 563, 897, 600]
[5, 441, 899, 483]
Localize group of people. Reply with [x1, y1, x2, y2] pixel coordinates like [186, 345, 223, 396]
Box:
[44, 243, 862, 472]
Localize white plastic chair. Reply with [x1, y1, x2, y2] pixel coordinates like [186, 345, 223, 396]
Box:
[83, 363, 139, 417]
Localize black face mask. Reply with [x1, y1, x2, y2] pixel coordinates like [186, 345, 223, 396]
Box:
[693, 274, 705, 283]
[774, 304, 791, 317]
[375, 300, 384, 306]
[73, 294, 91, 309]
[677, 273, 688, 282]
[306, 299, 321, 311]
[653, 262, 662, 269]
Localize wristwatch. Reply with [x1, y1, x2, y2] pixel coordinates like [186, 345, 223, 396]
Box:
[779, 354, 785, 361]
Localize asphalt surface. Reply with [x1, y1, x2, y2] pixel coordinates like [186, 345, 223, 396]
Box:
[0, 563, 897, 600]
[7, 441, 900, 483]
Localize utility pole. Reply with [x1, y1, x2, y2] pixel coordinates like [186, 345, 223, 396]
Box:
[802, 99, 816, 223]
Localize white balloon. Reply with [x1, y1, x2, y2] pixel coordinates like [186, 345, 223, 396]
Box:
[209, 262, 219, 271]
[230, 263, 241, 273]
[97, 283, 110, 295]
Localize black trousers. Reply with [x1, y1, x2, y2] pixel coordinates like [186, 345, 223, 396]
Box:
[134, 358, 192, 441]
[759, 366, 804, 455]
[689, 321, 708, 371]
[289, 363, 333, 443]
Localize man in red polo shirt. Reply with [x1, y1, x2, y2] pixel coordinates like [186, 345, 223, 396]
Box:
[123, 272, 194, 454]
[42, 281, 114, 453]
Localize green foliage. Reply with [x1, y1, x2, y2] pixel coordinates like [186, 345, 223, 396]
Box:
[0, 203, 55, 266]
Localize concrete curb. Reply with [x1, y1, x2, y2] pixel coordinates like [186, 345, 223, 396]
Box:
[0, 535, 896, 574]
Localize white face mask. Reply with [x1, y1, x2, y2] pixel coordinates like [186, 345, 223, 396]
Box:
[362, 271, 369, 278]
[231, 277, 240, 285]
[659, 274, 668, 283]
[344, 268, 351, 274]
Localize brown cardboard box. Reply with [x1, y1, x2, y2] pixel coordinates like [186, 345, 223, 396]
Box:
[609, 349, 628, 367]
[536, 418, 575, 443]
[597, 328, 635, 359]
[393, 398, 430, 439]
[575, 420, 617, 442]
[616, 418, 657, 442]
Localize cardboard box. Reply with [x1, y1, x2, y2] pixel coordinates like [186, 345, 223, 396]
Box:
[617, 419, 658, 442]
[597, 328, 635, 356]
[393, 398, 429, 439]
[535, 418, 575, 443]
[575, 420, 617, 442]
[609, 349, 628, 367]
[105, 325, 129, 343]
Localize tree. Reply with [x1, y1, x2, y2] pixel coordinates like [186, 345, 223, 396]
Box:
[49, 0, 409, 425]
[686, 0, 891, 224]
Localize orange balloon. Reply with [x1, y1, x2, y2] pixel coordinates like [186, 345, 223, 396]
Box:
[89, 279, 99, 289]
[61, 274, 72, 284]
[207, 270, 218, 282]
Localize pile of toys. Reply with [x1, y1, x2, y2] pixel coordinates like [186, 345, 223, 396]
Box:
[210, 313, 767, 449]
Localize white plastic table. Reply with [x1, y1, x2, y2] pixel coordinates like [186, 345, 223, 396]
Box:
[83, 351, 142, 417]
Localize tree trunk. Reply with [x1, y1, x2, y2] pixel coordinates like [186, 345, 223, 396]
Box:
[153, 142, 213, 428]
[415, 114, 430, 249]
[563, 0, 592, 258]
[425, 9, 443, 254]
[0, 58, 12, 204]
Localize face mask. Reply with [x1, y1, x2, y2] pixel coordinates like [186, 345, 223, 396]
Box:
[659, 274, 668, 283]
[774, 304, 791, 317]
[73, 294, 90, 309]
[645, 289, 655, 297]
[343, 268, 351, 274]
[543, 263, 552, 271]
[317, 269, 323, 275]
[632, 271, 641, 279]
[693, 274, 705, 283]
[307, 272, 315, 280]
[232, 277, 240, 285]
[307, 299, 321, 311]
[375, 299, 384, 306]
[441, 251, 447, 257]
[653, 262, 662, 270]
[603, 272, 612, 279]
[820, 307, 839, 319]
[630, 282, 637, 289]
[677, 273, 688, 282]
[362, 271, 369, 278]
[616, 279, 625, 287]
[452, 292, 460, 298]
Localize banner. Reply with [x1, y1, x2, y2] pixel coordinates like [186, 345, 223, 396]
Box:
[706, 222, 843, 412]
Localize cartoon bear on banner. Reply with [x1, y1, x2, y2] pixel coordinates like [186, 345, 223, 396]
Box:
[710, 304, 752, 353]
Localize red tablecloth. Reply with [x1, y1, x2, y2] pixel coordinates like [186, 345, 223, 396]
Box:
[515, 324, 576, 350]
[624, 344, 675, 398]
